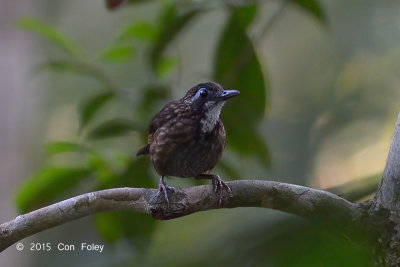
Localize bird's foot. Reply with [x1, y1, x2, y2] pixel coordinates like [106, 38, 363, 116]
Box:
[158, 180, 175, 207]
[211, 175, 232, 206]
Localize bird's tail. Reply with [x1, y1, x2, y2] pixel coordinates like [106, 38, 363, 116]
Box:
[136, 144, 150, 156]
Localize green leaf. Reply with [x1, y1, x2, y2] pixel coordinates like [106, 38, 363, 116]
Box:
[18, 18, 83, 58]
[140, 86, 170, 109]
[155, 56, 176, 78]
[119, 22, 157, 42]
[137, 85, 170, 114]
[216, 159, 241, 180]
[150, 3, 198, 70]
[227, 127, 270, 166]
[85, 151, 118, 184]
[15, 167, 91, 213]
[36, 60, 118, 90]
[99, 45, 135, 62]
[293, 0, 325, 22]
[87, 119, 140, 140]
[95, 212, 124, 241]
[214, 6, 270, 165]
[95, 157, 156, 248]
[45, 141, 82, 155]
[36, 60, 94, 76]
[86, 151, 107, 171]
[79, 91, 115, 130]
[95, 212, 155, 248]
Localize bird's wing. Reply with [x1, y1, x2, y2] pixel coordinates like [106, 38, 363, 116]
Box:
[136, 101, 176, 157]
[148, 100, 176, 136]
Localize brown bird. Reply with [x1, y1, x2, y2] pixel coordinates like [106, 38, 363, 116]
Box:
[136, 82, 239, 205]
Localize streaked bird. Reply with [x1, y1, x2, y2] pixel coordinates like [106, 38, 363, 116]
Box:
[137, 82, 239, 205]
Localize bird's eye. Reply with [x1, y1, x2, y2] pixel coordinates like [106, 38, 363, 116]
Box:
[199, 88, 208, 97]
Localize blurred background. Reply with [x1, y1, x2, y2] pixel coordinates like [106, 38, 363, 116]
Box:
[1, 0, 400, 266]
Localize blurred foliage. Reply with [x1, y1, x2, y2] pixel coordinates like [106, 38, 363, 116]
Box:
[215, 5, 270, 165]
[78, 91, 115, 130]
[16, 167, 91, 213]
[99, 45, 135, 63]
[18, 18, 84, 59]
[328, 173, 381, 202]
[15, 0, 385, 265]
[94, 156, 157, 249]
[86, 119, 140, 140]
[149, 2, 198, 72]
[294, 0, 326, 22]
[118, 22, 157, 42]
[44, 141, 82, 155]
[189, 219, 373, 266]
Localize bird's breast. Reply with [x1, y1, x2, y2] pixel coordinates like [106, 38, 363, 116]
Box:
[149, 117, 225, 177]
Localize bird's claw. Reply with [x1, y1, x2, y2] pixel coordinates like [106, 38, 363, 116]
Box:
[158, 181, 175, 207]
[212, 175, 232, 206]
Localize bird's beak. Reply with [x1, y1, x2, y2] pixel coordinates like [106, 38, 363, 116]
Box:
[218, 89, 240, 101]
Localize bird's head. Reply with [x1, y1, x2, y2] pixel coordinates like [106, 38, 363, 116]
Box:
[182, 82, 239, 132]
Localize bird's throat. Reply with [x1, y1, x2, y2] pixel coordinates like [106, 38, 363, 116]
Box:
[200, 101, 224, 133]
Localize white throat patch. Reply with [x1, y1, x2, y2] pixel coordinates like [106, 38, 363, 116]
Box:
[200, 101, 225, 133]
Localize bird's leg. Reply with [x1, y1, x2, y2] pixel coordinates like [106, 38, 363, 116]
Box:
[195, 174, 231, 206]
[158, 176, 175, 207]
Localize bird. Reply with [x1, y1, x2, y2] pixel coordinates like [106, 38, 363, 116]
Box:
[136, 82, 239, 205]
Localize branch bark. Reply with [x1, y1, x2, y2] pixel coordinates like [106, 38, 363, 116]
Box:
[371, 111, 400, 266]
[0, 180, 360, 253]
[374, 111, 400, 210]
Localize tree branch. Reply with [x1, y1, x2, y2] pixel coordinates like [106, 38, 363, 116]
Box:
[0, 180, 360, 252]
[371, 110, 400, 266]
[374, 111, 400, 211]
